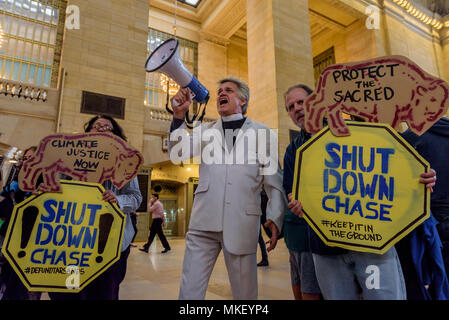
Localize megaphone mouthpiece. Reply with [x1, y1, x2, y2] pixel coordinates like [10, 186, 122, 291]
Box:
[145, 38, 209, 105]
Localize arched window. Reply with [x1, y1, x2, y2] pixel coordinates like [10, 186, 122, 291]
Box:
[0, 0, 66, 87]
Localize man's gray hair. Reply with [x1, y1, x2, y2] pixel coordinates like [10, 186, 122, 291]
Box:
[283, 84, 314, 111]
[218, 76, 250, 115]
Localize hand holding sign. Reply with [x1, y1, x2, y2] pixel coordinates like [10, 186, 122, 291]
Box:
[102, 190, 118, 203]
[288, 193, 304, 217]
[420, 168, 436, 192]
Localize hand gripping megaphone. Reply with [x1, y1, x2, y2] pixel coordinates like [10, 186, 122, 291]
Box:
[145, 38, 209, 125]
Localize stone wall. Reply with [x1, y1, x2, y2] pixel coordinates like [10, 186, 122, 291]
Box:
[59, 0, 149, 150]
[383, 10, 446, 81]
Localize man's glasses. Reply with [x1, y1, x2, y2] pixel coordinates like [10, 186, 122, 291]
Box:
[92, 124, 113, 132]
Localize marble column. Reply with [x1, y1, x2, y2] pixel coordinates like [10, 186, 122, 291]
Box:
[197, 32, 230, 119]
[441, 27, 449, 84]
[246, 0, 314, 160]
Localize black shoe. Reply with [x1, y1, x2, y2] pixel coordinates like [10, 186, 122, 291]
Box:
[257, 260, 269, 267]
[139, 248, 148, 253]
[161, 248, 171, 253]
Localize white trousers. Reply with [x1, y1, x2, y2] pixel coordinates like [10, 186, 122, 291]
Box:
[178, 229, 258, 300]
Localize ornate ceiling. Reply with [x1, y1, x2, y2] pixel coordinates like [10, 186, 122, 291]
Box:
[149, 0, 363, 41]
[415, 0, 449, 16]
[149, 0, 447, 44]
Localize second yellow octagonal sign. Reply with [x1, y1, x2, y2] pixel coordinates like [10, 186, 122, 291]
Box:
[292, 122, 430, 254]
[1, 180, 125, 292]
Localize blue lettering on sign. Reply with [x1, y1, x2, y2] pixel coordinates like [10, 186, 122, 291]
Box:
[87, 204, 102, 226]
[30, 249, 92, 267]
[82, 228, 97, 249]
[321, 143, 395, 222]
[34, 223, 98, 249]
[68, 226, 85, 247]
[30, 200, 105, 268]
[324, 143, 341, 168]
[40, 200, 102, 226]
[322, 195, 392, 220]
[359, 174, 378, 199]
[42, 199, 57, 223]
[80, 252, 92, 267]
[342, 171, 357, 195]
[324, 143, 394, 174]
[341, 145, 357, 171]
[71, 204, 85, 225]
[359, 147, 375, 172]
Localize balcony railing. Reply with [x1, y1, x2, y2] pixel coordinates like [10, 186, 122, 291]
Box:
[0, 78, 49, 102]
[147, 106, 216, 123]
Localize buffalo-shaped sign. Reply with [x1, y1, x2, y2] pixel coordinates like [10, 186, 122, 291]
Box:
[304, 55, 449, 137]
[19, 132, 143, 193]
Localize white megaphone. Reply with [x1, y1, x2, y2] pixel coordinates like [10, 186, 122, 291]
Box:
[145, 38, 209, 106]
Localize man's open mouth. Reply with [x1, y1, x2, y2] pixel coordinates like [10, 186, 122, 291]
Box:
[219, 97, 228, 105]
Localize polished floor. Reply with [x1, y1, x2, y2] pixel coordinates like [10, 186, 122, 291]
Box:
[119, 236, 293, 300]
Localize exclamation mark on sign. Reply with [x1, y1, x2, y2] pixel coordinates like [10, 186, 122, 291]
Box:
[95, 213, 114, 263]
[18, 206, 39, 258]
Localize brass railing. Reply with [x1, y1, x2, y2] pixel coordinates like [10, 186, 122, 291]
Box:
[0, 78, 49, 102]
[147, 106, 216, 123]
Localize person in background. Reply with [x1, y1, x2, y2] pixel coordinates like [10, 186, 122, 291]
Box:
[50, 115, 142, 300]
[395, 117, 449, 300]
[257, 189, 269, 267]
[130, 212, 138, 247]
[82, 115, 142, 299]
[2, 146, 37, 206]
[139, 193, 171, 254]
[0, 193, 12, 300]
[287, 92, 438, 299]
[282, 84, 321, 300]
[0, 146, 41, 300]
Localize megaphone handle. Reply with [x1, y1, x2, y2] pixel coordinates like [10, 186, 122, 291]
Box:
[165, 87, 174, 115]
[171, 90, 195, 108]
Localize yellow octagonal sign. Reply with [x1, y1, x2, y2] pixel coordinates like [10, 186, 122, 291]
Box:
[292, 122, 430, 254]
[1, 180, 125, 292]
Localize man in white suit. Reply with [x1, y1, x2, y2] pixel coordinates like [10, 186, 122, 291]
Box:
[169, 76, 287, 300]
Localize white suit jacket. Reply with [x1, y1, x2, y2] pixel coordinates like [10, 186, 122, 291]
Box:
[169, 116, 287, 255]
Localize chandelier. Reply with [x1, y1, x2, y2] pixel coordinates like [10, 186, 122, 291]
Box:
[160, 74, 180, 96]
